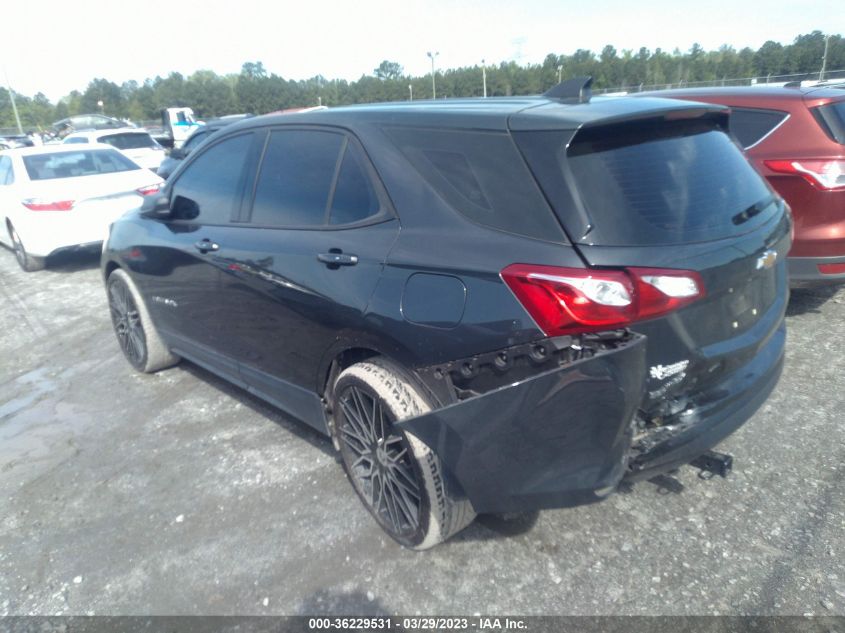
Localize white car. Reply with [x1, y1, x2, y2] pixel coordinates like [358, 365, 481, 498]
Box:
[63, 128, 166, 173]
[0, 144, 163, 271]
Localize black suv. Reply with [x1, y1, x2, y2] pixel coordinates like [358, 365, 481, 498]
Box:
[102, 79, 790, 549]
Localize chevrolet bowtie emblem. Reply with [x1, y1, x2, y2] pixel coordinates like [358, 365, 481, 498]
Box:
[756, 249, 778, 270]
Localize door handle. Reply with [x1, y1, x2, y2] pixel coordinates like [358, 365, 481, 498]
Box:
[194, 239, 219, 253]
[318, 252, 358, 266]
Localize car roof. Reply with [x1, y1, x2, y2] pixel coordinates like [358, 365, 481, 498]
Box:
[638, 85, 845, 101]
[66, 127, 150, 138]
[223, 95, 726, 133]
[2, 143, 119, 157]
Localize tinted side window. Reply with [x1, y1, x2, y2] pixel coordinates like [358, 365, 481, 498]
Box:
[170, 133, 253, 223]
[812, 101, 845, 145]
[250, 130, 343, 227]
[384, 127, 566, 242]
[183, 130, 210, 152]
[329, 143, 380, 225]
[728, 108, 788, 148]
[0, 157, 12, 185]
[64, 137, 88, 145]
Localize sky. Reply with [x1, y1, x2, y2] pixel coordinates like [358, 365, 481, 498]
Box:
[1, 0, 840, 102]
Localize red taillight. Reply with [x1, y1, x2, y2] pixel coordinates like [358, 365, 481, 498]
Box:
[22, 199, 75, 211]
[818, 263, 845, 275]
[501, 264, 705, 336]
[764, 159, 845, 191]
[136, 184, 161, 196]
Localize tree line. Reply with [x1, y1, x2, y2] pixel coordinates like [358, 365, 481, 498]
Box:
[2, 31, 842, 131]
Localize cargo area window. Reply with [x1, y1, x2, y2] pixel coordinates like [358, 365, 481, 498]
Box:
[384, 126, 567, 243]
[813, 101, 845, 145]
[728, 107, 788, 148]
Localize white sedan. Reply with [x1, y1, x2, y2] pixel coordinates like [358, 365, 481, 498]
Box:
[63, 128, 167, 173]
[0, 144, 163, 271]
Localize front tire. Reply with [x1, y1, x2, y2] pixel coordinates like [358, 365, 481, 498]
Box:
[9, 224, 45, 272]
[107, 268, 180, 373]
[332, 359, 475, 549]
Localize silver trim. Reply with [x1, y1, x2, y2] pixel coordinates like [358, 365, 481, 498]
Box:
[743, 112, 791, 150]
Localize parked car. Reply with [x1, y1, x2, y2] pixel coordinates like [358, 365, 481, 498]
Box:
[0, 144, 163, 271]
[157, 115, 253, 179]
[63, 128, 167, 173]
[641, 86, 845, 281]
[52, 114, 131, 139]
[102, 79, 790, 548]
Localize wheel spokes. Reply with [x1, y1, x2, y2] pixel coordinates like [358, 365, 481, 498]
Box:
[338, 384, 423, 537]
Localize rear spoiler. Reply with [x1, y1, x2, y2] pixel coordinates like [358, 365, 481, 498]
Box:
[510, 96, 730, 132]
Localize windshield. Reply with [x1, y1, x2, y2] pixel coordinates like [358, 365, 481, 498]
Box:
[23, 149, 140, 180]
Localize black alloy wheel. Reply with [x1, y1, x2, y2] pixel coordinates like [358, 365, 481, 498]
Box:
[336, 384, 424, 540]
[108, 277, 148, 370]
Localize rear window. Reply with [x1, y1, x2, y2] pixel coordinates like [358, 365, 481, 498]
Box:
[384, 127, 566, 242]
[23, 149, 139, 180]
[812, 101, 845, 144]
[728, 107, 788, 148]
[100, 133, 158, 150]
[531, 119, 776, 246]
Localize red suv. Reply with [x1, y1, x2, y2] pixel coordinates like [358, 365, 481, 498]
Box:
[644, 86, 845, 282]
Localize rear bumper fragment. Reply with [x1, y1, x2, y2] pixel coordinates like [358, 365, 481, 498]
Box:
[625, 323, 785, 481]
[398, 335, 647, 514]
[789, 254, 845, 282]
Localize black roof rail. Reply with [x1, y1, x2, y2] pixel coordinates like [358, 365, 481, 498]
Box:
[543, 76, 593, 103]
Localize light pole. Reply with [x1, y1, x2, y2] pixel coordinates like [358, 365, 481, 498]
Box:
[481, 59, 487, 98]
[3, 69, 23, 134]
[557, 65, 563, 84]
[820, 34, 831, 81]
[427, 51, 439, 99]
[409, 84, 413, 101]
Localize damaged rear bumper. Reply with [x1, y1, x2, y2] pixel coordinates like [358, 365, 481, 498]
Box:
[397, 322, 785, 515]
[397, 335, 647, 514]
[625, 323, 785, 481]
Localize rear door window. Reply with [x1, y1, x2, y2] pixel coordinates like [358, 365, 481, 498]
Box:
[246, 129, 384, 228]
[169, 133, 254, 223]
[329, 143, 380, 225]
[728, 107, 788, 148]
[520, 119, 777, 246]
[250, 130, 342, 227]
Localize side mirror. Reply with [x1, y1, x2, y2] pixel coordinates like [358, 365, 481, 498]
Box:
[141, 193, 171, 218]
[169, 147, 185, 159]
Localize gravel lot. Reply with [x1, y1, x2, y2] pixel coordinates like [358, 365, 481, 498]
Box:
[0, 247, 843, 617]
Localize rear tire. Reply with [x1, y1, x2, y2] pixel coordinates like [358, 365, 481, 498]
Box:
[9, 224, 45, 272]
[107, 268, 180, 373]
[332, 358, 475, 549]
